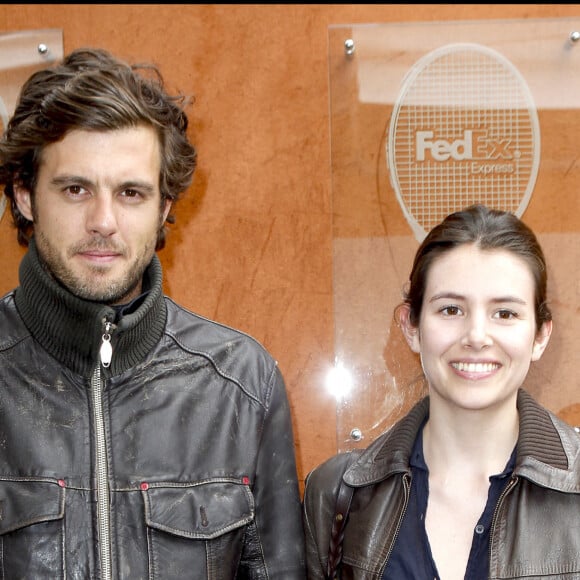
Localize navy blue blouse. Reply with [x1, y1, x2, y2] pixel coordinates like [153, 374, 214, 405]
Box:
[382, 424, 515, 579]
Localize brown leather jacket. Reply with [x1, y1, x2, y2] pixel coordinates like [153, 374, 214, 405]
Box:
[303, 390, 580, 579]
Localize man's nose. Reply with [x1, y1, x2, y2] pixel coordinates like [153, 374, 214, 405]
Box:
[85, 195, 117, 237]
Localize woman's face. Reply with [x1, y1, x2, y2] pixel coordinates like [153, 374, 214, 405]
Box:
[403, 244, 552, 412]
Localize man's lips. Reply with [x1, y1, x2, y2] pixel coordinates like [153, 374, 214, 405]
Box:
[78, 250, 121, 262]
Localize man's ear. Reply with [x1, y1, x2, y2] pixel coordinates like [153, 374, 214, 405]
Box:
[398, 303, 421, 354]
[162, 199, 172, 223]
[532, 320, 553, 362]
[14, 185, 33, 221]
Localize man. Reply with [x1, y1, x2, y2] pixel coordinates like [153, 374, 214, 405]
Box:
[0, 47, 306, 579]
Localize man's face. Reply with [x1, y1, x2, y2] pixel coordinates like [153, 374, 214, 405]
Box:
[15, 126, 171, 305]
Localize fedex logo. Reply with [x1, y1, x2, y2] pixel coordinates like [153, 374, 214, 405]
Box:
[415, 130, 514, 162]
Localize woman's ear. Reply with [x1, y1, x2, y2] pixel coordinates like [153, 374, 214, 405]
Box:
[531, 320, 553, 362]
[398, 303, 421, 354]
[14, 185, 33, 221]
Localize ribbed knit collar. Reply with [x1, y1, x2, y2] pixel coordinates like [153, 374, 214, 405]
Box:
[345, 389, 570, 487]
[14, 238, 167, 378]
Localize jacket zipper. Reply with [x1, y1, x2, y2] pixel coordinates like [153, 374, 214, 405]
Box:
[488, 475, 518, 577]
[379, 472, 411, 577]
[91, 320, 115, 580]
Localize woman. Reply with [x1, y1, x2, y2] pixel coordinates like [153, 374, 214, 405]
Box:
[303, 205, 580, 579]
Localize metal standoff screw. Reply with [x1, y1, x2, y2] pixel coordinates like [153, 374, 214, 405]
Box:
[350, 428, 362, 441]
[570, 31, 580, 43]
[344, 38, 355, 56]
[37, 43, 48, 55]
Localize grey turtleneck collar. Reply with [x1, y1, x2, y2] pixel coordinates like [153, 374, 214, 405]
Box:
[14, 238, 167, 378]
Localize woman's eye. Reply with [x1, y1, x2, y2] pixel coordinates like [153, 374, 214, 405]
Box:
[441, 305, 461, 316]
[496, 309, 518, 320]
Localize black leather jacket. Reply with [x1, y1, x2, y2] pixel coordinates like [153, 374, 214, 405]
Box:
[303, 391, 580, 579]
[0, 240, 306, 579]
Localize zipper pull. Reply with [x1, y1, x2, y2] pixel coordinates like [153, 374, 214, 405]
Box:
[100, 322, 114, 368]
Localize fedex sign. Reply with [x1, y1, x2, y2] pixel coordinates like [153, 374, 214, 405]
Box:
[416, 130, 515, 162]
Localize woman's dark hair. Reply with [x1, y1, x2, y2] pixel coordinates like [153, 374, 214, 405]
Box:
[0, 47, 197, 248]
[403, 204, 552, 332]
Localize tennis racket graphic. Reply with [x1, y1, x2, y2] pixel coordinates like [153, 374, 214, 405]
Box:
[386, 43, 540, 241]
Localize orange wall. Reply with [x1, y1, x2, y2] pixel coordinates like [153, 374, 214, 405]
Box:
[1, 4, 579, 490]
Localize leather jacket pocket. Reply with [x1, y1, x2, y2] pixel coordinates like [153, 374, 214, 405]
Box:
[143, 479, 255, 579]
[0, 479, 65, 578]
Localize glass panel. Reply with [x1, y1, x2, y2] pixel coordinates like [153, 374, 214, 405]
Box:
[328, 18, 580, 452]
[0, 29, 63, 222]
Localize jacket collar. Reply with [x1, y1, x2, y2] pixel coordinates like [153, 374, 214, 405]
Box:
[14, 237, 166, 378]
[515, 389, 580, 492]
[344, 390, 580, 493]
[343, 396, 428, 487]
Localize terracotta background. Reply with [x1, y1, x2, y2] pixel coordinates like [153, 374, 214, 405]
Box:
[1, 4, 580, 492]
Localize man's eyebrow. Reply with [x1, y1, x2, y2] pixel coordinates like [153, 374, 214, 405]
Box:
[117, 180, 157, 195]
[50, 174, 94, 188]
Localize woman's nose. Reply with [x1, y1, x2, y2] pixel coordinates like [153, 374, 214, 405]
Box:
[461, 314, 492, 349]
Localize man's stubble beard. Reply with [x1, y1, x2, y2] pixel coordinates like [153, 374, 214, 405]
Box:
[35, 231, 157, 306]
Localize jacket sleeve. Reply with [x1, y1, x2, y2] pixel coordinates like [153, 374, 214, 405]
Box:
[302, 452, 355, 580]
[239, 364, 307, 579]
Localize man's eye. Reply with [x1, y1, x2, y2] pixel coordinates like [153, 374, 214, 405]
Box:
[122, 189, 141, 198]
